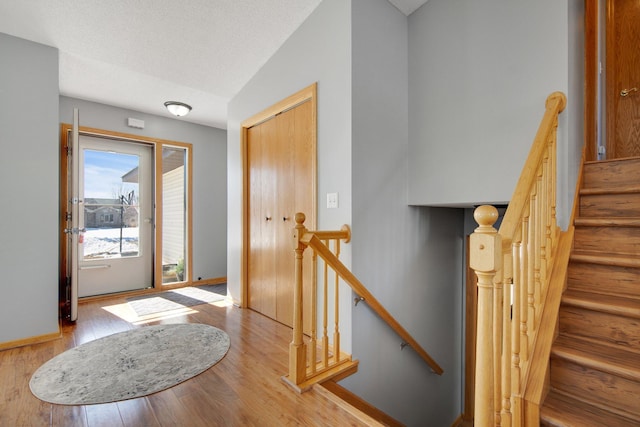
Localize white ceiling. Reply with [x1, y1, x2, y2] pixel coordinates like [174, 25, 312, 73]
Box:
[0, 0, 427, 129]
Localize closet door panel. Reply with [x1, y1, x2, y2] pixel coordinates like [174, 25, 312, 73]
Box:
[275, 108, 296, 327]
[248, 120, 277, 319]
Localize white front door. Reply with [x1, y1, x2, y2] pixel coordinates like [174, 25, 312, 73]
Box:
[77, 135, 154, 297]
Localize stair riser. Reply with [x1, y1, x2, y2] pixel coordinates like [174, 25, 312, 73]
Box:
[574, 226, 640, 256]
[567, 262, 640, 299]
[559, 307, 640, 350]
[583, 159, 640, 190]
[579, 193, 640, 217]
[550, 357, 640, 419]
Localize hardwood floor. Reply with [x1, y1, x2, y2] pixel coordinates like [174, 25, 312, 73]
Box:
[0, 294, 371, 427]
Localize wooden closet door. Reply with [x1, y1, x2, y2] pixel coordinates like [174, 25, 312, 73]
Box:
[248, 119, 277, 319]
[247, 99, 314, 331]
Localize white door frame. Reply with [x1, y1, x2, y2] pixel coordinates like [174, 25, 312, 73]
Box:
[76, 135, 154, 297]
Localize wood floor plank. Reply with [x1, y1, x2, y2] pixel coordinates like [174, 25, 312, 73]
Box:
[116, 398, 160, 427]
[84, 403, 123, 427]
[13, 346, 53, 427]
[1, 294, 372, 426]
[52, 404, 88, 427]
[145, 389, 201, 427]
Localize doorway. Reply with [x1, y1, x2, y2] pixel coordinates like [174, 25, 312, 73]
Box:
[241, 84, 317, 331]
[77, 135, 153, 297]
[605, 0, 640, 159]
[60, 124, 193, 312]
[587, 0, 640, 161]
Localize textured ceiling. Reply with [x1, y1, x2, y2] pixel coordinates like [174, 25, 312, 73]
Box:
[0, 0, 427, 129]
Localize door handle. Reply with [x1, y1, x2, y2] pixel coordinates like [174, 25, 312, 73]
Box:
[620, 87, 638, 97]
[265, 216, 272, 221]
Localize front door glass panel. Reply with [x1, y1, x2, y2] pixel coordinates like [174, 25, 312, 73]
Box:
[82, 149, 140, 260]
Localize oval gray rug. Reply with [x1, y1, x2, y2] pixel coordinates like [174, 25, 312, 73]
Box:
[29, 323, 230, 405]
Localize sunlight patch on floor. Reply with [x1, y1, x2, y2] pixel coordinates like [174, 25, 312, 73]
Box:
[101, 298, 232, 325]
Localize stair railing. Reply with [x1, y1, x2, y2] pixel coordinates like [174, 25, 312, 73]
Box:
[283, 212, 443, 392]
[470, 92, 569, 426]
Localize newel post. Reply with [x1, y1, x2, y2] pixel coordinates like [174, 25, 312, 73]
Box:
[470, 205, 502, 427]
[289, 212, 308, 385]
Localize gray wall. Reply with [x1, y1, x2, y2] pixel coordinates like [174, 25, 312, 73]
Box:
[346, 0, 464, 425]
[227, 0, 353, 333]
[407, 0, 571, 217]
[229, 0, 465, 424]
[60, 97, 228, 282]
[0, 33, 59, 342]
[566, 0, 586, 223]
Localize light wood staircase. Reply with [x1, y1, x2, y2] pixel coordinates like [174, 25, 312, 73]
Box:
[540, 157, 640, 426]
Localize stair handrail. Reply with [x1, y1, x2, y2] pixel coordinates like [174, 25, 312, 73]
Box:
[499, 92, 566, 247]
[470, 91, 568, 427]
[284, 212, 443, 392]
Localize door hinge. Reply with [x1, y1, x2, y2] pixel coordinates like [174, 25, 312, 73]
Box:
[598, 145, 606, 155]
[64, 227, 86, 235]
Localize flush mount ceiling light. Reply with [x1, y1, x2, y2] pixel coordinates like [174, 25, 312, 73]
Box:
[164, 101, 192, 117]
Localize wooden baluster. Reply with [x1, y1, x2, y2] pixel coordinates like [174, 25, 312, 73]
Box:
[309, 248, 318, 375]
[494, 266, 503, 427]
[322, 240, 329, 368]
[549, 121, 558, 252]
[333, 239, 341, 363]
[511, 237, 522, 422]
[471, 205, 502, 427]
[521, 212, 529, 362]
[539, 160, 548, 296]
[501, 250, 513, 427]
[535, 169, 543, 325]
[528, 191, 537, 347]
[289, 213, 308, 384]
[548, 147, 556, 252]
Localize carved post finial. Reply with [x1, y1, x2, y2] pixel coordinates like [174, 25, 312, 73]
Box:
[474, 205, 499, 232]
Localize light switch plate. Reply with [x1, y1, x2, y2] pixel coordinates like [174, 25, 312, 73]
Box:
[327, 192, 338, 209]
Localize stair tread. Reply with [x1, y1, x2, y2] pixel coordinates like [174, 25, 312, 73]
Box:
[584, 156, 640, 165]
[552, 335, 640, 381]
[541, 390, 640, 427]
[575, 217, 640, 227]
[571, 250, 640, 267]
[562, 289, 640, 319]
[580, 185, 640, 195]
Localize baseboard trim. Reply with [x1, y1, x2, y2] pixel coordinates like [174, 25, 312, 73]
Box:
[191, 276, 227, 286]
[0, 326, 62, 351]
[451, 413, 472, 427]
[316, 380, 404, 427]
